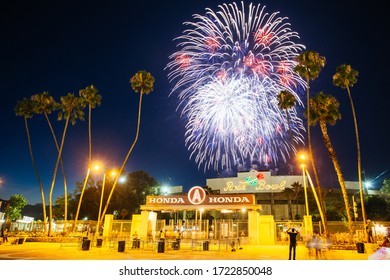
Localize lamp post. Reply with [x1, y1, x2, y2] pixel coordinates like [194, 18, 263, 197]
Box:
[299, 153, 313, 236]
[299, 155, 309, 216]
[73, 162, 101, 233]
[96, 172, 106, 237]
[96, 170, 117, 237]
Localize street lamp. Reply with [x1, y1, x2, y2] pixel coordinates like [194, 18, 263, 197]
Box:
[299, 154, 310, 216]
[73, 161, 102, 232]
[298, 153, 314, 236]
[96, 169, 117, 237]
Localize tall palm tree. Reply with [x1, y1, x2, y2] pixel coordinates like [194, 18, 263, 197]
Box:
[48, 93, 84, 236]
[281, 185, 297, 220]
[14, 98, 48, 232]
[73, 85, 102, 232]
[294, 50, 327, 234]
[31, 92, 71, 232]
[332, 64, 366, 230]
[99, 70, 155, 226]
[277, 90, 297, 150]
[308, 91, 353, 237]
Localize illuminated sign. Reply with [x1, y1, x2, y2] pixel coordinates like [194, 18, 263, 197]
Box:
[146, 187, 255, 206]
[255, 180, 286, 191]
[224, 181, 247, 191]
[222, 171, 286, 192]
[187, 186, 206, 205]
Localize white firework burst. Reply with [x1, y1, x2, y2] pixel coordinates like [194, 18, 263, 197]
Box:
[166, 1, 306, 172]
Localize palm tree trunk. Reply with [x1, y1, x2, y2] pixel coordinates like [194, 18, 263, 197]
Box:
[73, 105, 93, 232]
[88, 105, 92, 164]
[48, 118, 69, 236]
[24, 117, 47, 232]
[44, 113, 68, 233]
[319, 121, 353, 237]
[73, 168, 90, 232]
[347, 86, 366, 230]
[286, 110, 294, 149]
[306, 82, 328, 235]
[99, 90, 144, 225]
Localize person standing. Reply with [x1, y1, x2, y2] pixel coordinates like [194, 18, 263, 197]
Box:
[366, 220, 374, 243]
[286, 227, 299, 260]
[2, 228, 8, 243]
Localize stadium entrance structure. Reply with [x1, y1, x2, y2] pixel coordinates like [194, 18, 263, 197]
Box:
[108, 186, 276, 245]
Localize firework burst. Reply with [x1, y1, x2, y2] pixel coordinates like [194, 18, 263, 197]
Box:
[166, 1, 306, 172]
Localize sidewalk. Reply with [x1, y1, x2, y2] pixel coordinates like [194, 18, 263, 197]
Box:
[0, 240, 370, 260]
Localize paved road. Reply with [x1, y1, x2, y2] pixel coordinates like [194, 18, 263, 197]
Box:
[0, 240, 370, 260]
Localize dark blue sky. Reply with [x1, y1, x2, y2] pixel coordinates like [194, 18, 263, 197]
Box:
[1, 0, 388, 204]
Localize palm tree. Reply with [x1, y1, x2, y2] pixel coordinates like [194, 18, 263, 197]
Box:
[332, 64, 366, 230]
[48, 93, 84, 236]
[73, 85, 102, 232]
[14, 98, 48, 232]
[294, 50, 327, 234]
[281, 185, 297, 220]
[98, 70, 155, 226]
[31, 92, 71, 232]
[308, 91, 353, 237]
[277, 90, 297, 149]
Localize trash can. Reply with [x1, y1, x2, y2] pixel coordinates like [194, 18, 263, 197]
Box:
[203, 240, 209, 251]
[82, 239, 91, 251]
[96, 238, 103, 248]
[172, 240, 180, 250]
[132, 239, 140, 249]
[18, 238, 26, 245]
[118, 240, 126, 252]
[356, 242, 365, 253]
[158, 240, 165, 253]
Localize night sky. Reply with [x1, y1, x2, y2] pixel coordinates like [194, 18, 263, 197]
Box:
[0, 0, 388, 205]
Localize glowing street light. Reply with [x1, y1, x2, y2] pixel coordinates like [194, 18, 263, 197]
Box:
[73, 161, 103, 232]
[299, 154, 309, 216]
[96, 170, 116, 237]
[96, 170, 126, 236]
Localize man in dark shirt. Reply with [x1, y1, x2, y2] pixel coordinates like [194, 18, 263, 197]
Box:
[286, 227, 299, 260]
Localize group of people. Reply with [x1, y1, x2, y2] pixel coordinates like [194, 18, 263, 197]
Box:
[285, 227, 333, 260]
[286, 224, 390, 260]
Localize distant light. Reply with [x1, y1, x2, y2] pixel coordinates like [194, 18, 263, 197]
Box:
[118, 176, 127, 183]
[161, 185, 170, 194]
[364, 181, 372, 189]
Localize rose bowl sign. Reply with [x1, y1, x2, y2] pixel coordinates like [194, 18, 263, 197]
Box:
[146, 186, 255, 206]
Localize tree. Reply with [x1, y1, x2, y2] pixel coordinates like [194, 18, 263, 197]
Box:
[380, 179, 390, 196]
[73, 85, 102, 231]
[99, 70, 155, 225]
[5, 194, 28, 221]
[120, 209, 129, 220]
[333, 64, 367, 229]
[32, 92, 69, 229]
[14, 98, 47, 231]
[294, 50, 327, 234]
[282, 182, 299, 220]
[277, 90, 297, 149]
[48, 93, 84, 236]
[308, 91, 353, 237]
[364, 196, 390, 221]
[53, 194, 75, 221]
[115, 170, 159, 215]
